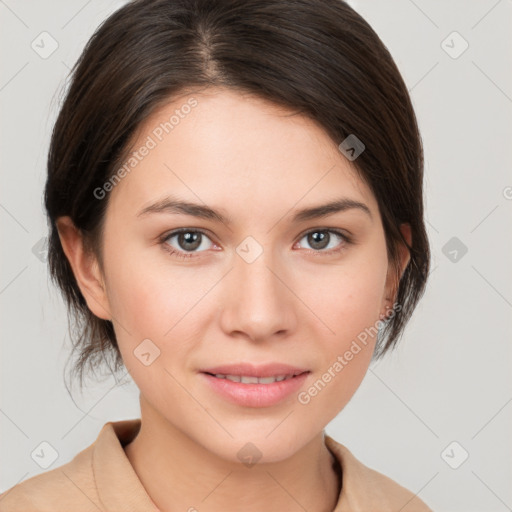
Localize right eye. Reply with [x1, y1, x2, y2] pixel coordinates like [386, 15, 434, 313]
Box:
[160, 228, 216, 259]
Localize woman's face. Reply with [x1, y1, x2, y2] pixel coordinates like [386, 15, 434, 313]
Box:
[78, 87, 406, 462]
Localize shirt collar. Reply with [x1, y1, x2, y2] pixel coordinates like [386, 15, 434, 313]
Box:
[92, 419, 412, 511]
[93, 419, 160, 511]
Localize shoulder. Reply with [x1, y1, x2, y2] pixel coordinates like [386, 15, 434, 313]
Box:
[0, 439, 100, 512]
[325, 435, 433, 512]
[0, 419, 151, 512]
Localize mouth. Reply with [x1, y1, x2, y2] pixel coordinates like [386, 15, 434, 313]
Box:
[200, 362, 310, 380]
[202, 372, 308, 385]
[199, 364, 311, 407]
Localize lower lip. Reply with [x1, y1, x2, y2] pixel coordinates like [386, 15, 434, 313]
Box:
[201, 372, 310, 408]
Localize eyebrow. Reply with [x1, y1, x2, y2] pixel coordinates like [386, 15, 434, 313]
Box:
[136, 196, 372, 224]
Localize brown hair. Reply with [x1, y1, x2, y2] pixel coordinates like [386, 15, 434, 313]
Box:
[45, 0, 430, 389]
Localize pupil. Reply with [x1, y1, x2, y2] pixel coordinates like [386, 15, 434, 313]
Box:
[180, 232, 201, 250]
[309, 231, 328, 250]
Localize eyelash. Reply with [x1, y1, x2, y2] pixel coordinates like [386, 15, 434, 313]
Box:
[159, 227, 353, 261]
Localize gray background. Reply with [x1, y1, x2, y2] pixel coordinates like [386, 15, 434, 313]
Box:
[1, 1, 511, 510]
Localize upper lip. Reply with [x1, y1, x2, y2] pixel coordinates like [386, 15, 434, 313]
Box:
[201, 363, 310, 378]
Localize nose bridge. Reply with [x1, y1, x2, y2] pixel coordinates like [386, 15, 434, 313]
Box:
[238, 250, 281, 301]
[221, 237, 296, 340]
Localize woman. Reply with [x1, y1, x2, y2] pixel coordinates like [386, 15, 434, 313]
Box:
[0, 0, 432, 510]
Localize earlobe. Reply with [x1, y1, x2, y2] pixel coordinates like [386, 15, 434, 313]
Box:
[398, 223, 412, 276]
[380, 223, 412, 318]
[56, 216, 112, 321]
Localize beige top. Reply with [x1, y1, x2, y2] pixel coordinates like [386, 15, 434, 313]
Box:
[0, 419, 432, 511]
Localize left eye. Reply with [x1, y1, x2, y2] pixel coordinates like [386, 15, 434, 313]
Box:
[296, 229, 348, 252]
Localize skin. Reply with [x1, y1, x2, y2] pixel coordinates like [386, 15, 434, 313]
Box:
[57, 87, 410, 512]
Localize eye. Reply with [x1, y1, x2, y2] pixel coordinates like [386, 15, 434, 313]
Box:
[295, 228, 352, 255]
[159, 227, 352, 261]
[160, 228, 216, 259]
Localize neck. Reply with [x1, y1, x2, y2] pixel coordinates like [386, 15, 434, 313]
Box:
[124, 397, 342, 512]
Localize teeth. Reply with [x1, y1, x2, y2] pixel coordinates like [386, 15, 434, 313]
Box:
[240, 376, 259, 384]
[258, 376, 279, 384]
[213, 374, 295, 384]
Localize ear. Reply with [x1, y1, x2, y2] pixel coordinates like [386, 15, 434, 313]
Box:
[380, 223, 411, 319]
[56, 216, 112, 321]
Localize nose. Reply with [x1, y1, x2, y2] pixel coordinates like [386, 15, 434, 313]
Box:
[219, 246, 298, 343]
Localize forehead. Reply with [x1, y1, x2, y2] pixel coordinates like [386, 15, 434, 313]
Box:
[107, 87, 377, 221]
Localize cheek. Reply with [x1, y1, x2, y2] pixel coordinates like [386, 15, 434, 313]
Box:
[103, 239, 208, 334]
[297, 272, 384, 421]
[304, 254, 388, 340]
[103, 249, 219, 386]
[297, 341, 374, 429]
[295, 251, 388, 417]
